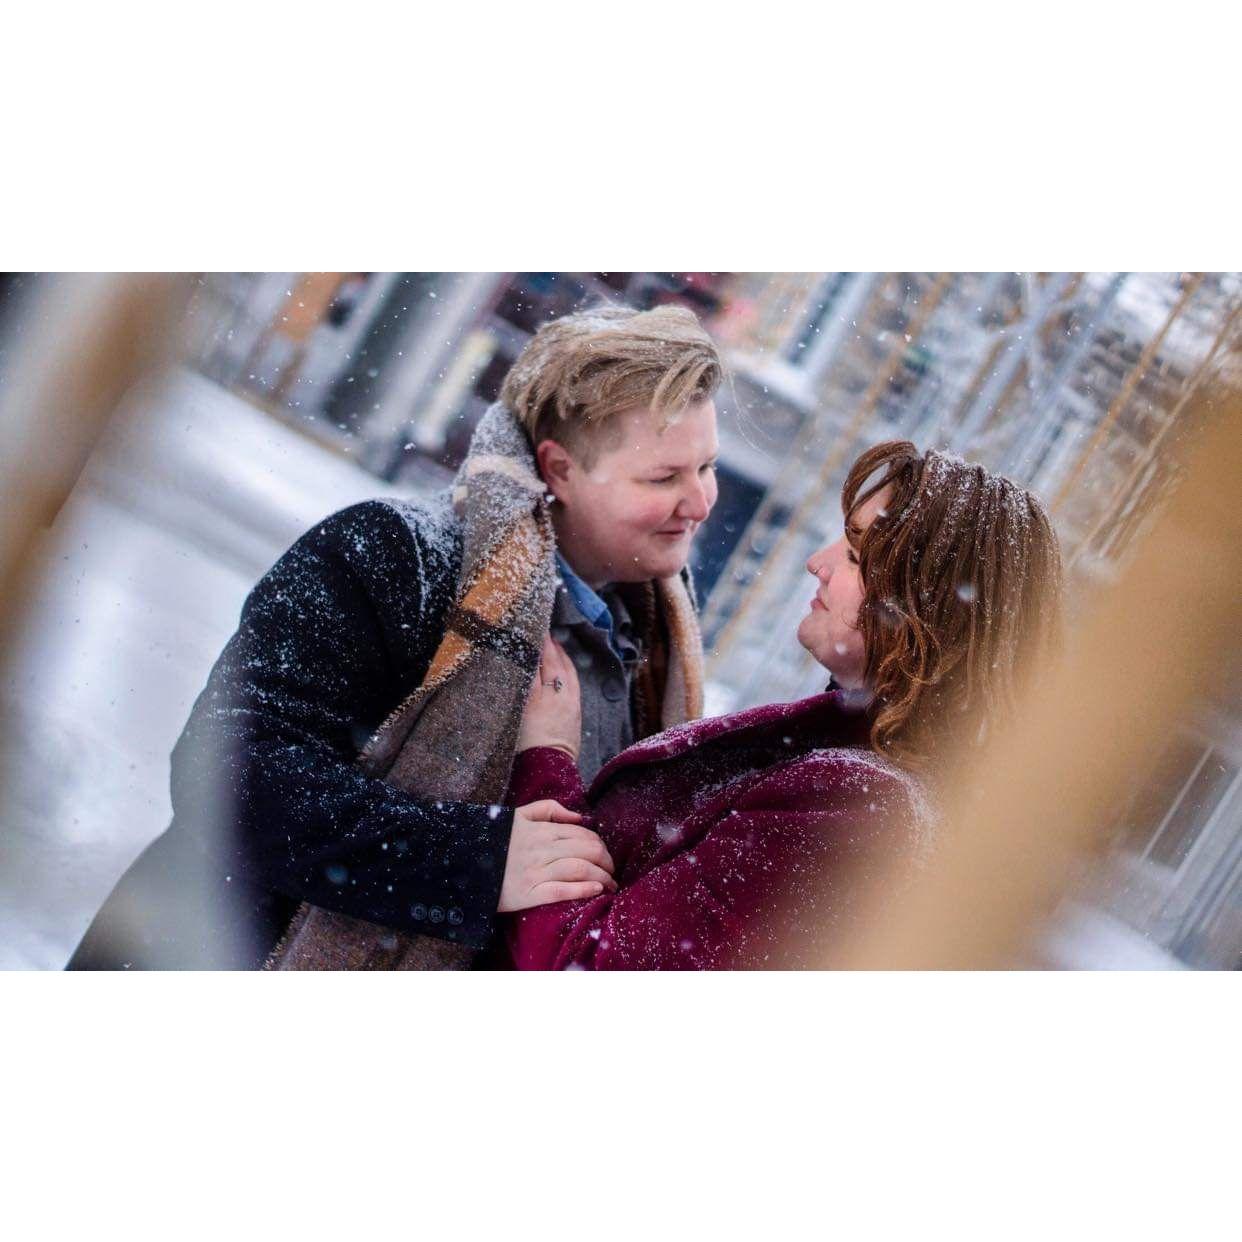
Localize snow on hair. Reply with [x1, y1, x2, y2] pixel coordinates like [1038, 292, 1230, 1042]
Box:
[841, 440, 1064, 773]
[500, 303, 723, 465]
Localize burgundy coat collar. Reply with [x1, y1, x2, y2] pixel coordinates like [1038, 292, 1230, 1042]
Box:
[587, 688, 875, 799]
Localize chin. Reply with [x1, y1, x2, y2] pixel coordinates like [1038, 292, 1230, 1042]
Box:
[795, 620, 832, 672]
[652, 556, 689, 580]
[626, 547, 690, 582]
[796, 614, 819, 652]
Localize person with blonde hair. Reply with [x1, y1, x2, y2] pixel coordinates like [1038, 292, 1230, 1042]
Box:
[68, 302, 724, 970]
[506, 440, 1063, 969]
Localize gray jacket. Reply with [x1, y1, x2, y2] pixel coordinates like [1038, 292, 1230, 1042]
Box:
[549, 580, 643, 785]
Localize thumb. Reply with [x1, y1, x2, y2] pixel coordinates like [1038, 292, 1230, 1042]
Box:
[527, 799, 586, 824]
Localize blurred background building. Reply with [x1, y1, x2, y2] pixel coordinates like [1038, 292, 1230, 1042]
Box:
[3, 272, 1239, 969]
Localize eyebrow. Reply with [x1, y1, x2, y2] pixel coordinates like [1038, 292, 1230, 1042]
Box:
[650, 454, 719, 471]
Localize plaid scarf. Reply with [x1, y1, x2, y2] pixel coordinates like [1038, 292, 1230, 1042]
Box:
[266, 403, 703, 970]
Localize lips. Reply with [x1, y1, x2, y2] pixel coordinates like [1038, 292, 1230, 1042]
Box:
[809, 595, 827, 611]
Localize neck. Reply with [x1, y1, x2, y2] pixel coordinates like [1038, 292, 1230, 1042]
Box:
[823, 661, 870, 694]
[552, 509, 608, 589]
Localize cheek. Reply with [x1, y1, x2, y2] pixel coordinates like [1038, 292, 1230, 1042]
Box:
[846, 582, 866, 626]
[586, 482, 644, 525]
[623, 488, 675, 529]
[830, 577, 866, 629]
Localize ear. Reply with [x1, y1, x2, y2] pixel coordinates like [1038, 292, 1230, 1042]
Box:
[536, 439, 576, 502]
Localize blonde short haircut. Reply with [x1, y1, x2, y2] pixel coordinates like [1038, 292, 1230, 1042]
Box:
[500, 303, 723, 466]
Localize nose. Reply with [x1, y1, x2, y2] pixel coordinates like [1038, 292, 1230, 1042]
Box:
[676, 477, 711, 524]
[806, 545, 832, 581]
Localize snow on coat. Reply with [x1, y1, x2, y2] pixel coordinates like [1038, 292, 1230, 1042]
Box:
[504, 690, 934, 970]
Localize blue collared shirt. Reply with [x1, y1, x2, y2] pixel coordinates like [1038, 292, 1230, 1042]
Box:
[555, 554, 623, 659]
[551, 554, 642, 782]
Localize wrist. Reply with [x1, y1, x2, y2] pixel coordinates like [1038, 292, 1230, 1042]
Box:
[509, 743, 582, 807]
[519, 742, 578, 761]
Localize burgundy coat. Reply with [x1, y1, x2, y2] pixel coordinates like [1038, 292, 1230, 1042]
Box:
[503, 690, 932, 970]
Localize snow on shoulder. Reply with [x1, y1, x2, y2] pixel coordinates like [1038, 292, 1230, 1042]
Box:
[788, 745, 938, 865]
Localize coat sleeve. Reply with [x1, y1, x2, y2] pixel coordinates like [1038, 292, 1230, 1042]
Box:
[168, 500, 513, 951]
[505, 755, 914, 969]
[506, 747, 589, 812]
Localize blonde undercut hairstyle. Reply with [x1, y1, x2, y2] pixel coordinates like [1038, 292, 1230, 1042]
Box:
[500, 303, 724, 467]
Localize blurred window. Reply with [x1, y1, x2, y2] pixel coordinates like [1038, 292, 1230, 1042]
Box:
[784, 273, 851, 364]
[1123, 734, 1241, 872]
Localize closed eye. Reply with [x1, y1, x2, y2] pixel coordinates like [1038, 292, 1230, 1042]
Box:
[650, 460, 717, 485]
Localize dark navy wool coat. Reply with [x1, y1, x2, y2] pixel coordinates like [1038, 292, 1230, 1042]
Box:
[68, 498, 517, 969]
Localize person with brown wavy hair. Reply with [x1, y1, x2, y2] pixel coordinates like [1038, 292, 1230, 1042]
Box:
[503, 440, 1065, 969]
[805, 439, 1064, 771]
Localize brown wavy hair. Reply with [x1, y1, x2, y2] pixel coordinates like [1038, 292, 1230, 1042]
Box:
[842, 440, 1063, 771]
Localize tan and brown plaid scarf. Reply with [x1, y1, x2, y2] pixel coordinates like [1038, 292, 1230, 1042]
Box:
[265, 403, 703, 970]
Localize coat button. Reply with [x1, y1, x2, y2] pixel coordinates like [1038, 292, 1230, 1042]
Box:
[447, 907, 464, 926]
[428, 905, 445, 924]
[410, 903, 427, 921]
[602, 676, 626, 702]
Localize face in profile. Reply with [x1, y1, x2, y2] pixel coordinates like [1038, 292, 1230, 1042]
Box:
[797, 484, 893, 689]
[540, 398, 719, 585]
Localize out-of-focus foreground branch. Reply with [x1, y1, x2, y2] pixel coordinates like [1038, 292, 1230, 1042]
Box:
[833, 385, 1242, 969]
[0, 274, 189, 654]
